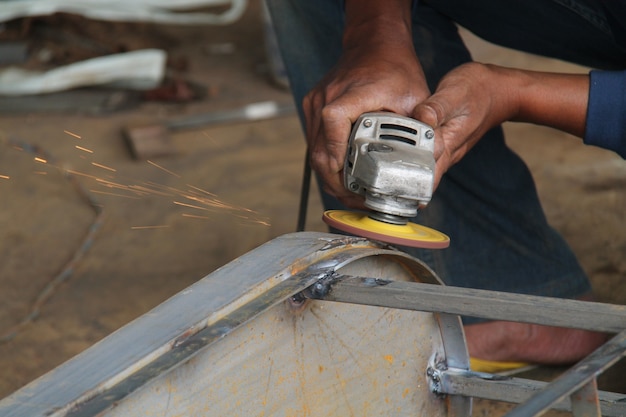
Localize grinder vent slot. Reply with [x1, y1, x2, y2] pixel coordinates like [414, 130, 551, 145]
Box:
[380, 134, 416, 146]
[379, 123, 417, 146]
[380, 123, 417, 135]
[347, 144, 354, 168]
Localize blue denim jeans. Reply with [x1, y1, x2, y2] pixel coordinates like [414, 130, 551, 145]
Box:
[265, 0, 625, 323]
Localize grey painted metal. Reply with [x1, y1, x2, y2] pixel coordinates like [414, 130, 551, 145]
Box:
[571, 378, 601, 417]
[313, 275, 626, 333]
[503, 330, 626, 417]
[5, 232, 625, 417]
[437, 368, 626, 416]
[0, 232, 470, 417]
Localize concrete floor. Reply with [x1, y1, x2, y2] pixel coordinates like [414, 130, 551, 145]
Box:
[0, 1, 625, 415]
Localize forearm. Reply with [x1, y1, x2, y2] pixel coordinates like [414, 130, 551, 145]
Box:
[343, 0, 414, 50]
[508, 67, 589, 137]
[302, 0, 428, 205]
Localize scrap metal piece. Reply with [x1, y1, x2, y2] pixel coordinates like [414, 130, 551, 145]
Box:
[122, 100, 295, 160]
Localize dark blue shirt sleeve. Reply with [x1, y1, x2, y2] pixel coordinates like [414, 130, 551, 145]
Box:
[584, 70, 626, 159]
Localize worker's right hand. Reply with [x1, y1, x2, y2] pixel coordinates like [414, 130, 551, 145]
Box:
[303, 3, 430, 208]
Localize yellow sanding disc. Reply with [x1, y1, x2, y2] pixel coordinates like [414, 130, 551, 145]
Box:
[322, 210, 450, 249]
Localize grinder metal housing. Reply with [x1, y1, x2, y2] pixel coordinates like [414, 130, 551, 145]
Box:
[344, 112, 436, 223]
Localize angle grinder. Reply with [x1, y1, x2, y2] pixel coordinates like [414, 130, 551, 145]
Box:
[322, 112, 450, 249]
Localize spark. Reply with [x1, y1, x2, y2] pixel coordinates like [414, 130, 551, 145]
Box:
[11, 136, 273, 226]
[144, 181, 188, 196]
[185, 195, 231, 210]
[147, 160, 181, 178]
[67, 169, 100, 180]
[75, 145, 94, 153]
[233, 212, 271, 225]
[64, 130, 82, 139]
[186, 184, 217, 197]
[202, 131, 218, 145]
[95, 178, 125, 187]
[182, 213, 211, 219]
[91, 162, 117, 172]
[173, 201, 212, 211]
[127, 184, 172, 197]
[0, 175, 9, 180]
[89, 190, 141, 199]
[95, 179, 150, 196]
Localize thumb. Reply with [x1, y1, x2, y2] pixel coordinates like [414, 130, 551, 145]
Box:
[412, 98, 446, 129]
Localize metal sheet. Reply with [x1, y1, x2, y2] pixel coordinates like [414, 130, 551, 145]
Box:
[0, 232, 469, 417]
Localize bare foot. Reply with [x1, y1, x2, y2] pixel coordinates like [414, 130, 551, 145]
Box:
[465, 321, 609, 365]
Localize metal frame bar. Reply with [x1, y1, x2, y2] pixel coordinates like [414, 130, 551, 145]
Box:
[436, 368, 626, 416]
[0, 233, 470, 417]
[503, 330, 626, 417]
[3, 234, 624, 417]
[304, 273, 626, 417]
[307, 275, 626, 332]
[571, 378, 601, 417]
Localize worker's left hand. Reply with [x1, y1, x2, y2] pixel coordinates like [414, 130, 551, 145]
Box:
[412, 63, 516, 189]
[413, 62, 589, 189]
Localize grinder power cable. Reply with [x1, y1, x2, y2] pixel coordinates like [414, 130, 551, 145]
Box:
[322, 112, 450, 249]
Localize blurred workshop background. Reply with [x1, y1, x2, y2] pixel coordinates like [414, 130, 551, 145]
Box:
[0, 1, 624, 415]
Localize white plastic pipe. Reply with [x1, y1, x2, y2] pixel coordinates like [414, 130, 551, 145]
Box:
[0, 0, 248, 25]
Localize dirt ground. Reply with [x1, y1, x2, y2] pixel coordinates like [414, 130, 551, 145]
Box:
[0, 1, 625, 415]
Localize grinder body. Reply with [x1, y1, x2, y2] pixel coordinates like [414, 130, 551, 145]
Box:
[322, 112, 449, 249]
[344, 112, 436, 222]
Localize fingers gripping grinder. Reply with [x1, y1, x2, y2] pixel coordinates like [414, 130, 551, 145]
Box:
[322, 112, 450, 248]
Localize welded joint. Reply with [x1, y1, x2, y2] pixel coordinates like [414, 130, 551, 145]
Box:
[361, 277, 392, 287]
[426, 366, 444, 396]
[426, 355, 453, 397]
[289, 268, 341, 306]
[318, 236, 373, 251]
[428, 359, 511, 396]
[303, 271, 340, 299]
